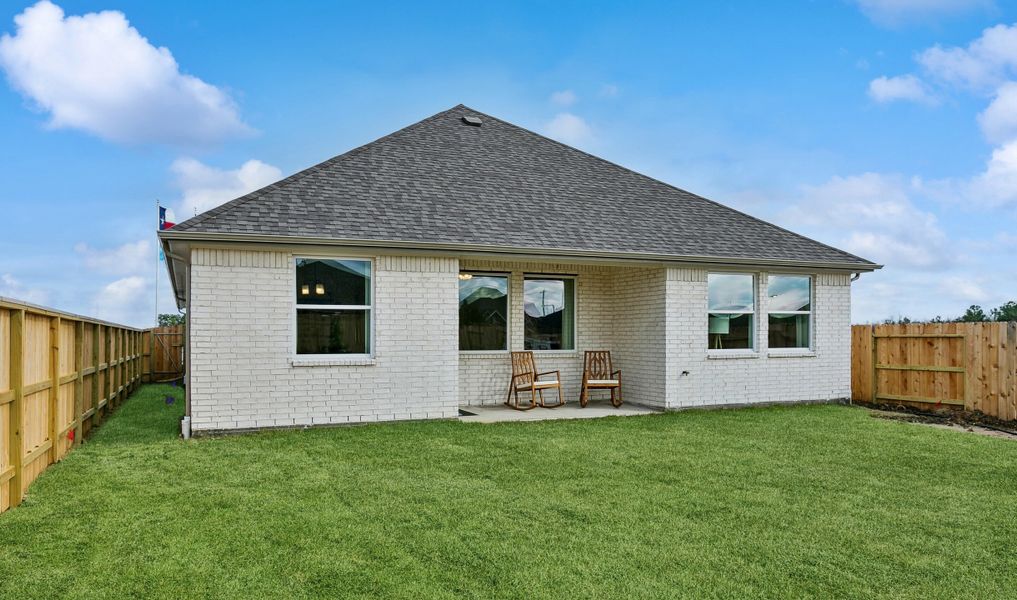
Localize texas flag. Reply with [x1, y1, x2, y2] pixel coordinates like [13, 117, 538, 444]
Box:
[159, 206, 175, 231]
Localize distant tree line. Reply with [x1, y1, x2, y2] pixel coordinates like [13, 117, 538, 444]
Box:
[158, 313, 185, 327]
[883, 301, 1017, 325]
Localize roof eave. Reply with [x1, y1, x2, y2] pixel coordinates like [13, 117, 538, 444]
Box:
[159, 235, 188, 309]
[158, 230, 882, 273]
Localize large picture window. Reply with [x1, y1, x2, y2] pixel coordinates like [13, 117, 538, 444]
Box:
[295, 258, 372, 355]
[524, 277, 575, 351]
[708, 273, 755, 350]
[459, 273, 508, 351]
[767, 275, 812, 349]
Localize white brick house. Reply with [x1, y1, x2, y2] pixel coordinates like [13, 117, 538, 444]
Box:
[160, 105, 879, 434]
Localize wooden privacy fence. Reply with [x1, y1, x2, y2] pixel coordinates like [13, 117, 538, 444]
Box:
[852, 322, 1017, 422]
[1, 298, 145, 513]
[144, 325, 184, 382]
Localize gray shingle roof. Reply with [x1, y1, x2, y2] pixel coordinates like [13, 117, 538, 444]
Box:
[169, 104, 876, 268]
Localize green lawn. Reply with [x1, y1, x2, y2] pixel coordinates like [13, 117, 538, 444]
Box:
[1, 385, 1016, 599]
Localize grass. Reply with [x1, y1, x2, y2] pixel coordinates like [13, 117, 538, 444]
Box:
[1, 385, 1016, 599]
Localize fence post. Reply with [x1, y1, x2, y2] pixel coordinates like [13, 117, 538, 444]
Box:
[133, 331, 139, 389]
[131, 330, 136, 391]
[104, 325, 111, 412]
[870, 325, 878, 404]
[131, 331, 135, 387]
[73, 321, 84, 447]
[49, 316, 60, 463]
[91, 323, 100, 427]
[118, 329, 125, 403]
[111, 328, 118, 409]
[1010, 323, 1017, 422]
[119, 329, 125, 403]
[126, 330, 132, 392]
[9, 309, 24, 508]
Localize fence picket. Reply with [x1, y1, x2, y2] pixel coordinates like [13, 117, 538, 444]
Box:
[0, 298, 153, 513]
[852, 322, 1017, 422]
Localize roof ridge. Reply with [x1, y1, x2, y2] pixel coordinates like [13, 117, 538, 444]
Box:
[459, 105, 874, 266]
[164, 103, 875, 269]
[171, 104, 466, 232]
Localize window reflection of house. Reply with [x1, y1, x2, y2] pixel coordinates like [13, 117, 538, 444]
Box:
[523, 278, 574, 350]
[459, 276, 508, 351]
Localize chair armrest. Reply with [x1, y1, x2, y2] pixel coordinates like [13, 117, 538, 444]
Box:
[536, 370, 560, 380]
[611, 369, 622, 378]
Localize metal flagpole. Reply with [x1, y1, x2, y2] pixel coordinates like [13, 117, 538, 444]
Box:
[155, 199, 160, 326]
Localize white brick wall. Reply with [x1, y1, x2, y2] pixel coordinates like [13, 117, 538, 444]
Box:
[666, 269, 852, 408]
[457, 262, 850, 409]
[611, 267, 667, 407]
[188, 249, 460, 432]
[187, 249, 853, 429]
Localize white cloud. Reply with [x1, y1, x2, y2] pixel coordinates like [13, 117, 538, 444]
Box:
[869, 24, 1017, 211]
[977, 81, 1017, 143]
[854, 0, 993, 26]
[0, 1, 250, 146]
[918, 23, 1017, 91]
[74, 240, 151, 275]
[171, 157, 282, 221]
[92, 276, 147, 324]
[0, 273, 49, 305]
[549, 90, 577, 107]
[783, 173, 952, 269]
[545, 112, 593, 146]
[868, 74, 937, 104]
[919, 139, 1017, 208]
[966, 139, 1017, 206]
[938, 275, 989, 302]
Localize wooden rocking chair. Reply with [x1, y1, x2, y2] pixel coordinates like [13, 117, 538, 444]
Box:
[579, 350, 622, 408]
[505, 351, 565, 410]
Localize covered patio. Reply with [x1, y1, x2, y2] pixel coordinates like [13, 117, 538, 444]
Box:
[458, 399, 661, 423]
[457, 258, 669, 410]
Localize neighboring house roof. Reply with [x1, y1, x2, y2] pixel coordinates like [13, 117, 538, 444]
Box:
[164, 104, 877, 270]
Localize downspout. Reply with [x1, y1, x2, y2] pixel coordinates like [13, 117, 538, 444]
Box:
[850, 272, 861, 282]
[181, 262, 192, 440]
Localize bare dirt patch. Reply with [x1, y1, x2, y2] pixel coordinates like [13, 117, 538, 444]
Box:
[864, 403, 1017, 440]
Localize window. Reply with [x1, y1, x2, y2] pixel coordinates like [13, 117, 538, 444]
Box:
[708, 273, 754, 350]
[459, 273, 508, 351]
[768, 275, 812, 349]
[524, 277, 575, 350]
[295, 258, 372, 355]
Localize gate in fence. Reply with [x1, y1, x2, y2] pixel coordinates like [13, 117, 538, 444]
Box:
[146, 325, 184, 382]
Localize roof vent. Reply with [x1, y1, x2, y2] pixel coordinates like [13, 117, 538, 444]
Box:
[461, 115, 483, 126]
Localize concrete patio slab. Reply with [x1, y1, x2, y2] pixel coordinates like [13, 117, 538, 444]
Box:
[458, 400, 661, 423]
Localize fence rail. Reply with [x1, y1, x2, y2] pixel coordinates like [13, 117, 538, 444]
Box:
[1, 298, 147, 513]
[851, 322, 1017, 422]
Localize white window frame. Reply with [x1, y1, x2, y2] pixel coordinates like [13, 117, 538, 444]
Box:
[458, 271, 511, 353]
[522, 274, 578, 353]
[766, 274, 814, 352]
[707, 272, 757, 353]
[292, 256, 375, 359]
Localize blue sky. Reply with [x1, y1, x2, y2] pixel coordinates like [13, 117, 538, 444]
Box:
[2, 0, 1017, 326]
